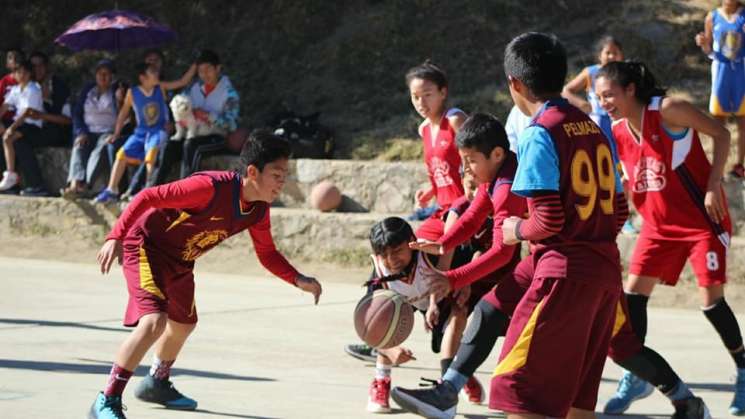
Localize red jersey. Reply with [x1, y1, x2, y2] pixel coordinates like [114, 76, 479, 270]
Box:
[107, 171, 299, 284]
[0, 73, 18, 122]
[612, 96, 732, 243]
[420, 108, 465, 208]
[438, 152, 526, 290]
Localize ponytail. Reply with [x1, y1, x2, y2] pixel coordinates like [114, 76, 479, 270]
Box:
[597, 61, 667, 105]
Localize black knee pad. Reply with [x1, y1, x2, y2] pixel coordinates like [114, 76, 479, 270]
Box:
[461, 299, 508, 346]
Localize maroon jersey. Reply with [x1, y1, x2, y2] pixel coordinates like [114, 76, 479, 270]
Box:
[447, 196, 494, 251]
[122, 171, 268, 263]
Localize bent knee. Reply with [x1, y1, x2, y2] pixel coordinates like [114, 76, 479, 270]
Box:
[138, 313, 168, 337]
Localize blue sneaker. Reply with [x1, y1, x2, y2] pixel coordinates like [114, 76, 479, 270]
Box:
[88, 392, 126, 419]
[603, 371, 654, 414]
[732, 368, 745, 416]
[134, 375, 198, 410]
[93, 188, 118, 204]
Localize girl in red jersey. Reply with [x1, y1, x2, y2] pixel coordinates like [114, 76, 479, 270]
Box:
[88, 130, 322, 419]
[406, 61, 467, 242]
[596, 61, 745, 415]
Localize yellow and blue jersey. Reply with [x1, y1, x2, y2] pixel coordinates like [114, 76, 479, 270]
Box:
[710, 8, 745, 116]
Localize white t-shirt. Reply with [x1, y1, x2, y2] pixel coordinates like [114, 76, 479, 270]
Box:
[505, 105, 532, 153]
[371, 252, 441, 311]
[4, 82, 43, 127]
[83, 88, 116, 134]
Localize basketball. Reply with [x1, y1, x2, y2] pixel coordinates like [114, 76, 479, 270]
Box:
[309, 180, 342, 212]
[354, 289, 414, 349]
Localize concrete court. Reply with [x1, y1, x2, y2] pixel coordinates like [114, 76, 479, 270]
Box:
[0, 256, 740, 418]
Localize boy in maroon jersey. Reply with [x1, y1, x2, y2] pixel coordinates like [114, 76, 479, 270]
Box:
[88, 130, 322, 419]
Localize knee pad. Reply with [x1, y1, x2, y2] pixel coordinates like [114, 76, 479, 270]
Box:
[461, 300, 509, 346]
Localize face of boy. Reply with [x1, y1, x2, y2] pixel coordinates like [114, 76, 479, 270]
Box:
[140, 69, 159, 87]
[198, 63, 220, 85]
[459, 146, 503, 184]
[145, 53, 163, 73]
[30, 56, 47, 82]
[247, 158, 289, 202]
[95, 67, 113, 90]
[6, 54, 16, 71]
[14, 68, 31, 84]
[598, 43, 623, 66]
[409, 78, 447, 120]
[379, 242, 413, 274]
[595, 76, 634, 121]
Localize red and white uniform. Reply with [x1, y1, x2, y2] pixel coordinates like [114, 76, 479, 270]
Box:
[612, 96, 732, 286]
[416, 108, 466, 241]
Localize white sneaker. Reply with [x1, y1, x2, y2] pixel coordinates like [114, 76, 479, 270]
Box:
[0, 171, 19, 191]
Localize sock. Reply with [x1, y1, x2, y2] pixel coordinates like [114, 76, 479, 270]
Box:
[702, 298, 745, 368]
[149, 356, 175, 380]
[664, 380, 694, 402]
[440, 358, 453, 377]
[615, 346, 680, 394]
[375, 362, 391, 380]
[626, 293, 649, 343]
[442, 368, 469, 392]
[103, 363, 133, 397]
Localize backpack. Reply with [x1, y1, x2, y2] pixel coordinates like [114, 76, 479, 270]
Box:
[270, 111, 335, 159]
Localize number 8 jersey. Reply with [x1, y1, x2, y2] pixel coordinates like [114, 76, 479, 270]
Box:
[612, 96, 732, 243]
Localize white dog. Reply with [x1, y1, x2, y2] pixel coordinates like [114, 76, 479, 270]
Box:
[169, 94, 224, 140]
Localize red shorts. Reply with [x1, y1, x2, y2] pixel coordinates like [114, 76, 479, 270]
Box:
[122, 244, 198, 327]
[489, 252, 622, 417]
[630, 231, 727, 287]
[415, 214, 445, 241]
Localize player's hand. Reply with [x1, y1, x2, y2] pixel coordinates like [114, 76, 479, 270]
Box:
[96, 239, 122, 274]
[414, 188, 432, 209]
[704, 183, 725, 224]
[426, 272, 452, 302]
[106, 133, 119, 144]
[502, 216, 522, 245]
[379, 346, 416, 366]
[296, 274, 322, 305]
[454, 285, 471, 307]
[424, 303, 439, 331]
[408, 238, 444, 255]
[74, 134, 89, 147]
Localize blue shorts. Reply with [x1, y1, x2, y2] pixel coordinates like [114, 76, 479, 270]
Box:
[119, 130, 167, 163]
[710, 59, 745, 116]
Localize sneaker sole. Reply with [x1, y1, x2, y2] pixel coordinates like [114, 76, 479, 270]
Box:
[603, 383, 655, 414]
[391, 389, 456, 419]
[344, 347, 377, 363]
[367, 400, 392, 414]
[135, 393, 198, 410]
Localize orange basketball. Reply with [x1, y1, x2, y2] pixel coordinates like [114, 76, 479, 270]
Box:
[354, 289, 414, 349]
[309, 180, 342, 212]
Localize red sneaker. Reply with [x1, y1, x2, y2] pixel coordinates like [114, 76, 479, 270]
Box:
[461, 375, 484, 405]
[367, 377, 391, 413]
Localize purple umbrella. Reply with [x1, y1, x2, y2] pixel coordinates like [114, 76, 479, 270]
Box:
[55, 10, 176, 52]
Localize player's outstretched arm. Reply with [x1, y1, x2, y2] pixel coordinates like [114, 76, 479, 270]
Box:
[96, 239, 122, 274]
[295, 274, 322, 305]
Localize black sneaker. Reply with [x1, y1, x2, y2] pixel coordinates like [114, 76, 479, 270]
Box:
[344, 343, 378, 363]
[391, 380, 458, 419]
[672, 397, 712, 419]
[133, 375, 197, 410]
[20, 186, 50, 197]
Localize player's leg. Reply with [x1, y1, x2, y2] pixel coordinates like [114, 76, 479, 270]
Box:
[691, 236, 745, 415]
[368, 351, 394, 413]
[134, 270, 200, 410]
[391, 257, 530, 418]
[0, 130, 21, 190]
[730, 61, 745, 177]
[732, 116, 745, 177]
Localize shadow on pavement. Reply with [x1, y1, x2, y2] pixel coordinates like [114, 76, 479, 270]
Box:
[0, 317, 127, 333]
[0, 359, 275, 382]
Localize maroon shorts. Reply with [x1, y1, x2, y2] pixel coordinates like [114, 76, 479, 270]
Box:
[630, 231, 727, 287]
[489, 252, 622, 417]
[122, 244, 198, 327]
[607, 293, 645, 362]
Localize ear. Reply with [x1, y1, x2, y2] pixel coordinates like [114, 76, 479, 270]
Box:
[625, 82, 636, 98]
[508, 76, 524, 95]
[440, 86, 449, 97]
[245, 164, 259, 181]
[490, 146, 505, 162]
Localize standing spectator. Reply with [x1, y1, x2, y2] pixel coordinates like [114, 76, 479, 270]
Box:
[29, 51, 72, 146]
[0, 60, 44, 193]
[696, 0, 745, 178]
[61, 59, 119, 198]
[504, 105, 531, 153]
[150, 49, 240, 187]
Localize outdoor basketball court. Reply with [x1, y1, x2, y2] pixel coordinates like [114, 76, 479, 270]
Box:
[0, 256, 738, 418]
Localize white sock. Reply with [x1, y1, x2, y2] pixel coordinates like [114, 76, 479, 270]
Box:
[375, 362, 391, 379]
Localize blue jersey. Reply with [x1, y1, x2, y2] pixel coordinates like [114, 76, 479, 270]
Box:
[586, 64, 614, 141]
[709, 8, 745, 115]
[712, 8, 745, 63]
[131, 85, 167, 135]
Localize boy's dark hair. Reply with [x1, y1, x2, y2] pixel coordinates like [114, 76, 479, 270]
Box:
[369, 217, 415, 255]
[405, 59, 448, 89]
[597, 61, 667, 105]
[143, 48, 164, 60]
[196, 49, 220, 66]
[504, 32, 567, 99]
[595, 35, 623, 57]
[14, 59, 33, 74]
[237, 129, 291, 172]
[29, 51, 49, 65]
[455, 113, 510, 157]
[6, 48, 25, 62]
[134, 62, 157, 79]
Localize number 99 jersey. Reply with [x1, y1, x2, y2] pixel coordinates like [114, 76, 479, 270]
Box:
[512, 99, 623, 248]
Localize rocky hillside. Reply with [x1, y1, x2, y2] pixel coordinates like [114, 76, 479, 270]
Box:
[0, 0, 718, 158]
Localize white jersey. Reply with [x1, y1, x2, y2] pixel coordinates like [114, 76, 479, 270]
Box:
[371, 252, 440, 311]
